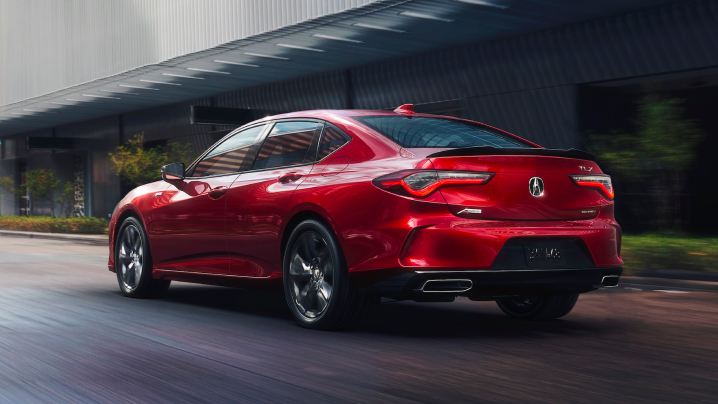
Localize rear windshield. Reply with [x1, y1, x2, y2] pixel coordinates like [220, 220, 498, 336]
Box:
[352, 116, 531, 148]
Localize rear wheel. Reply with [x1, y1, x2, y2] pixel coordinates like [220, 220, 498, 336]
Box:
[115, 216, 170, 298]
[283, 219, 370, 330]
[496, 294, 578, 320]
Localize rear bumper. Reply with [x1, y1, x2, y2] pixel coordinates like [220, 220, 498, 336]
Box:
[343, 193, 623, 290]
[360, 267, 623, 300]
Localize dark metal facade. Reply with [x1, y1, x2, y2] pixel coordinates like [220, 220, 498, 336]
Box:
[210, 0, 718, 147]
[350, 0, 718, 146]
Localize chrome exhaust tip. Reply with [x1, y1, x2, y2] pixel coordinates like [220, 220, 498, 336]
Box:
[601, 275, 620, 287]
[415, 279, 473, 293]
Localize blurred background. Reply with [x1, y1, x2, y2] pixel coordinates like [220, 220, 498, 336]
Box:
[0, 0, 716, 274]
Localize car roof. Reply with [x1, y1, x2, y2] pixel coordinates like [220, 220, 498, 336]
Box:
[252, 109, 404, 122]
[248, 109, 541, 149]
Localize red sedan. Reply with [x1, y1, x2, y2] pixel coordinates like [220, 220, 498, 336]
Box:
[108, 105, 623, 329]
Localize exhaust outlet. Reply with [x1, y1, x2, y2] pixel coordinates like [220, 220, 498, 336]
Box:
[601, 275, 620, 287]
[416, 279, 473, 293]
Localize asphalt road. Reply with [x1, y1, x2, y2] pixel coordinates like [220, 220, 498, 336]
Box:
[1, 236, 717, 404]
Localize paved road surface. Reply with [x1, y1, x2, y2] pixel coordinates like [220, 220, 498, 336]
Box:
[1, 235, 717, 403]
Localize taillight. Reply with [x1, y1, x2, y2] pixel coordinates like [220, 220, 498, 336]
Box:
[373, 170, 494, 197]
[570, 174, 614, 199]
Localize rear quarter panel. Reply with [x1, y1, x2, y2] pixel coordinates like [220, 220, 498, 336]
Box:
[283, 116, 422, 275]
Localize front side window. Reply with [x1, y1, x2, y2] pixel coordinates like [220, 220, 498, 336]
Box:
[352, 116, 531, 148]
[190, 124, 267, 177]
[252, 121, 319, 170]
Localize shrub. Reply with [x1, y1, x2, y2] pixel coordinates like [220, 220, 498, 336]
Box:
[25, 169, 61, 217]
[621, 233, 718, 275]
[586, 94, 704, 230]
[0, 216, 107, 234]
[109, 132, 197, 187]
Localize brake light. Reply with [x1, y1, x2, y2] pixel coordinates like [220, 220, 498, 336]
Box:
[570, 175, 614, 199]
[373, 170, 494, 197]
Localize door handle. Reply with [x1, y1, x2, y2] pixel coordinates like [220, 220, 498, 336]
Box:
[277, 172, 303, 184]
[208, 186, 228, 200]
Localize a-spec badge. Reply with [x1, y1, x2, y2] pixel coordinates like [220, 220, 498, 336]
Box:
[529, 177, 544, 197]
[457, 208, 482, 215]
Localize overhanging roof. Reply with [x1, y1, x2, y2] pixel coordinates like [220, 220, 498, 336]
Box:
[0, 0, 671, 136]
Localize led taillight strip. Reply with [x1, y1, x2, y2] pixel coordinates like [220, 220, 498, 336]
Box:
[405, 176, 491, 196]
[373, 170, 494, 198]
[570, 175, 614, 199]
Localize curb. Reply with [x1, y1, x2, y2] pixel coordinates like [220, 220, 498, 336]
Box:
[0, 230, 107, 246]
[636, 269, 718, 283]
[621, 276, 718, 291]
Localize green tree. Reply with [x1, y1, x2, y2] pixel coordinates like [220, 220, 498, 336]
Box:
[25, 169, 61, 217]
[56, 181, 77, 217]
[0, 176, 14, 194]
[109, 132, 197, 187]
[586, 94, 704, 229]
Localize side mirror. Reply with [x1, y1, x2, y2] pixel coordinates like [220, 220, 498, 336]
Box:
[161, 162, 185, 182]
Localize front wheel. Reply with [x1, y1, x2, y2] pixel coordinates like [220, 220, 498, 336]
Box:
[496, 294, 579, 320]
[115, 216, 170, 298]
[283, 219, 370, 330]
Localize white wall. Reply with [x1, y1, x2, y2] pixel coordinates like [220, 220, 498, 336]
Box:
[0, 0, 378, 106]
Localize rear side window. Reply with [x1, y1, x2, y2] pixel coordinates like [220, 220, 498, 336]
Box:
[352, 116, 530, 148]
[252, 121, 319, 170]
[191, 124, 267, 177]
[316, 125, 350, 160]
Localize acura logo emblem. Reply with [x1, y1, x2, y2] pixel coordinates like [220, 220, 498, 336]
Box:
[529, 177, 544, 197]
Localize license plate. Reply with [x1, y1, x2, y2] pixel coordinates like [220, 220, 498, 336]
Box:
[523, 241, 567, 268]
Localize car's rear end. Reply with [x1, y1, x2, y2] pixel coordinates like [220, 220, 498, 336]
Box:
[342, 111, 622, 312]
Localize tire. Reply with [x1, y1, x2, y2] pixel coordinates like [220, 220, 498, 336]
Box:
[115, 216, 170, 298]
[283, 219, 371, 330]
[496, 294, 579, 320]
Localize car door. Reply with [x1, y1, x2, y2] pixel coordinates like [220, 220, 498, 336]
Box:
[154, 123, 269, 274]
[225, 120, 323, 277]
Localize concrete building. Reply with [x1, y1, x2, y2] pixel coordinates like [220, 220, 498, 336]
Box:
[1, 0, 717, 231]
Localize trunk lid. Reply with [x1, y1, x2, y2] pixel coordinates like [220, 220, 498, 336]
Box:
[425, 152, 607, 220]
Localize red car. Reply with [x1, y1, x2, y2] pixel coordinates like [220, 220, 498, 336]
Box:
[108, 105, 622, 330]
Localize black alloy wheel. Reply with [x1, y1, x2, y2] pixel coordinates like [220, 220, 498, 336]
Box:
[115, 216, 170, 298]
[283, 219, 370, 330]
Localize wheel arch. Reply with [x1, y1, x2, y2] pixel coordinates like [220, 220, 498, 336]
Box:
[112, 205, 149, 257]
[280, 205, 343, 266]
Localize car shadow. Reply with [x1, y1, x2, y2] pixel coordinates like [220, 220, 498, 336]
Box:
[126, 284, 617, 340]
[161, 284, 293, 320]
[358, 299, 616, 339]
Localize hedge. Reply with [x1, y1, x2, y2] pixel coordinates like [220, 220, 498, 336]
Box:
[621, 233, 718, 275]
[0, 216, 107, 234]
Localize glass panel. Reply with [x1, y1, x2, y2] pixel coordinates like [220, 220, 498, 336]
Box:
[317, 126, 349, 160]
[190, 124, 266, 177]
[3, 139, 16, 159]
[353, 116, 530, 148]
[252, 122, 318, 170]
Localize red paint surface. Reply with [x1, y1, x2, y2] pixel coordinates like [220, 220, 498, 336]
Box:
[108, 109, 622, 291]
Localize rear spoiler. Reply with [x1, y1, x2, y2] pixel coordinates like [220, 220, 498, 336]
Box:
[426, 146, 595, 161]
